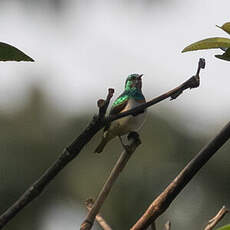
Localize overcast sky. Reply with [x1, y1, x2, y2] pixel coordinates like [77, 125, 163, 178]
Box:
[0, 0, 229, 135]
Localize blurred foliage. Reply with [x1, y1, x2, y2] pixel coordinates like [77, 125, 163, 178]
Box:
[215, 48, 230, 61]
[1, 0, 64, 11]
[1, 0, 174, 12]
[0, 87, 229, 230]
[217, 225, 230, 230]
[0, 42, 34, 62]
[182, 37, 230, 53]
[182, 22, 230, 62]
[217, 23, 230, 35]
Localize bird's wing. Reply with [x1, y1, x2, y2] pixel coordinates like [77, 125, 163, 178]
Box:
[110, 93, 129, 115]
[103, 93, 128, 132]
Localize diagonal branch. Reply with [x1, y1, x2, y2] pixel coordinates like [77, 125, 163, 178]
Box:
[85, 198, 113, 230]
[0, 59, 204, 229]
[204, 206, 228, 230]
[131, 121, 230, 230]
[80, 132, 141, 230]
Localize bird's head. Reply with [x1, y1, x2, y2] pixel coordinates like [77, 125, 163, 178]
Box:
[125, 73, 143, 91]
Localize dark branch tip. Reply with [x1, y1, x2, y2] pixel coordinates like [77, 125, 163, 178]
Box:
[108, 88, 114, 98]
[199, 58, 206, 69]
[97, 99, 105, 108]
[196, 58, 206, 77]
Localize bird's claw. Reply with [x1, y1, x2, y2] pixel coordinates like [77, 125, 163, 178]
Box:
[127, 131, 139, 141]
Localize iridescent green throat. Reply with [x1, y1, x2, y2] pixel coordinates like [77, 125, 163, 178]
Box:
[125, 88, 144, 99]
[125, 79, 144, 98]
[112, 88, 144, 107]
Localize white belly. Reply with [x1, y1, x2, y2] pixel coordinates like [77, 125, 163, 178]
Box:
[109, 98, 146, 136]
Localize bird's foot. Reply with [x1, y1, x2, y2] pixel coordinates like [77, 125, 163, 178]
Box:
[127, 131, 140, 141]
[119, 132, 141, 153]
[119, 136, 132, 153]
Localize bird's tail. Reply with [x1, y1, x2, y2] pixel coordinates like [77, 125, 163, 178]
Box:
[94, 137, 108, 153]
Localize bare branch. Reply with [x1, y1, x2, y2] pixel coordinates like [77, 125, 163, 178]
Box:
[204, 206, 228, 230]
[131, 122, 230, 230]
[85, 199, 113, 230]
[80, 132, 141, 230]
[0, 59, 204, 229]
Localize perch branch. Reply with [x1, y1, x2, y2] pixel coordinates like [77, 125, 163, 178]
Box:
[80, 132, 141, 230]
[108, 58, 205, 122]
[0, 59, 204, 229]
[85, 198, 113, 230]
[204, 206, 228, 230]
[131, 121, 230, 230]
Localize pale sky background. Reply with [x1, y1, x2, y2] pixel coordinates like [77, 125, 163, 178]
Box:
[0, 1, 229, 229]
[0, 0, 229, 137]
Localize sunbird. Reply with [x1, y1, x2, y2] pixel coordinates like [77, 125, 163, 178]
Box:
[95, 73, 146, 153]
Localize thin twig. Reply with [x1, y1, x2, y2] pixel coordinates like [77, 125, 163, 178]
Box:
[204, 206, 228, 230]
[0, 59, 204, 229]
[85, 199, 113, 230]
[80, 132, 141, 230]
[164, 221, 171, 230]
[131, 122, 230, 230]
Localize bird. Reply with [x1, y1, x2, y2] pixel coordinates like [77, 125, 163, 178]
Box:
[94, 73, 146, 153]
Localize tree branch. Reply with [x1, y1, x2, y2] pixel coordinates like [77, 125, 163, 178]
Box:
[80, 132, 141, 230]
[0, 59, 204, 229]
[85, 198, 113, 230]
[204, 206, 228, 230]
[131, 121, 230, 230]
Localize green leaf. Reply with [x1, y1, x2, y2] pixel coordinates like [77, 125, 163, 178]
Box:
[216, 224, 230, 230]
[0, 42, 34, 62]
[215, 47, 230, 61]
[182, 37, 230, 53]
[216, 22, 230, 35]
